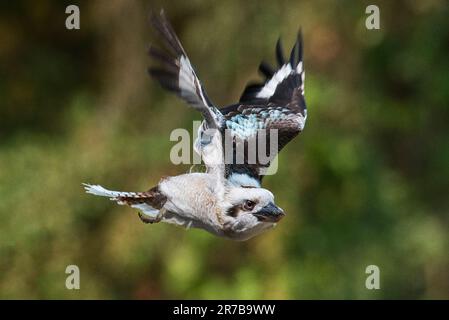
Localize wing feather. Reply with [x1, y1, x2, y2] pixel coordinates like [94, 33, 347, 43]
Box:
[148, 10, 223, 128]
[220, 31, 307, 184]
[148, 12, 307, 186]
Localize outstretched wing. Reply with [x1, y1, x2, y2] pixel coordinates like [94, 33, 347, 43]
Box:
[238, 33, 306, 107]
[148, 10, 223, 129]
[221, 32, 307, 186]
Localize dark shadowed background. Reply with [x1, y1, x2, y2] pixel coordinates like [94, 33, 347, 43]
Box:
[0, 0, 448, 299]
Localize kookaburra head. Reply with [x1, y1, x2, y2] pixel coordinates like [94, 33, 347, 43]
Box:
[84, 10, 307, 241]
[223, 186, 284, 224]
[218, 186, 285, 240]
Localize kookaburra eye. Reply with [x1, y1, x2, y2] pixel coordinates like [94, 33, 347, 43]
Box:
[243, 200, 256, 211]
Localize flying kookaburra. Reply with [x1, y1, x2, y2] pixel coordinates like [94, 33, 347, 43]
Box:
[84, 10, 307, 240]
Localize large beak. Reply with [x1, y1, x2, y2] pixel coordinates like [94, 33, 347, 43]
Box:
[253, 202, 285, 222]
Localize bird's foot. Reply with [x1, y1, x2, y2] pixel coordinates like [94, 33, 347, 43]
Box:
[138, 208, 165, 224]
[138, 212, 159, 224]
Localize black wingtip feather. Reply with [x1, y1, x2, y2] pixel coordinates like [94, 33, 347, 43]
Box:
[258, 62, 274, 79]
[239, 82, 265, 103]
[147, 45, 178, 72]
[297, 28, 303, 63]
[289, 41, 298, 67]
[147, 67, 181, 94]
[150, 10, 185, 56]
[275, 38, 285, 67]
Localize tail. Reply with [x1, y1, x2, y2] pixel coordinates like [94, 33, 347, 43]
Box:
[83, 183, 167, 219]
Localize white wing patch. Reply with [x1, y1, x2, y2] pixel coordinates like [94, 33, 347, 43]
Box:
[179, 56, 209, 107]
[297, 62, 305, 95]
[296, 111, 307, 131]
[255, 59, 305, 99]
[256, 64, 293, 99]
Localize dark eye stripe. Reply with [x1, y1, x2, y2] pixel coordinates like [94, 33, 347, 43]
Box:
[225, 205, 240, 217]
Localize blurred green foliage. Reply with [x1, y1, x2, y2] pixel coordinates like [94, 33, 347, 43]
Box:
[0, 0, 448, 299]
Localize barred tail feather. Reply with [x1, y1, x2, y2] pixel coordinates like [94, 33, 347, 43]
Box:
[83, 183, 141, 200]
[82, 183, 166, 218]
